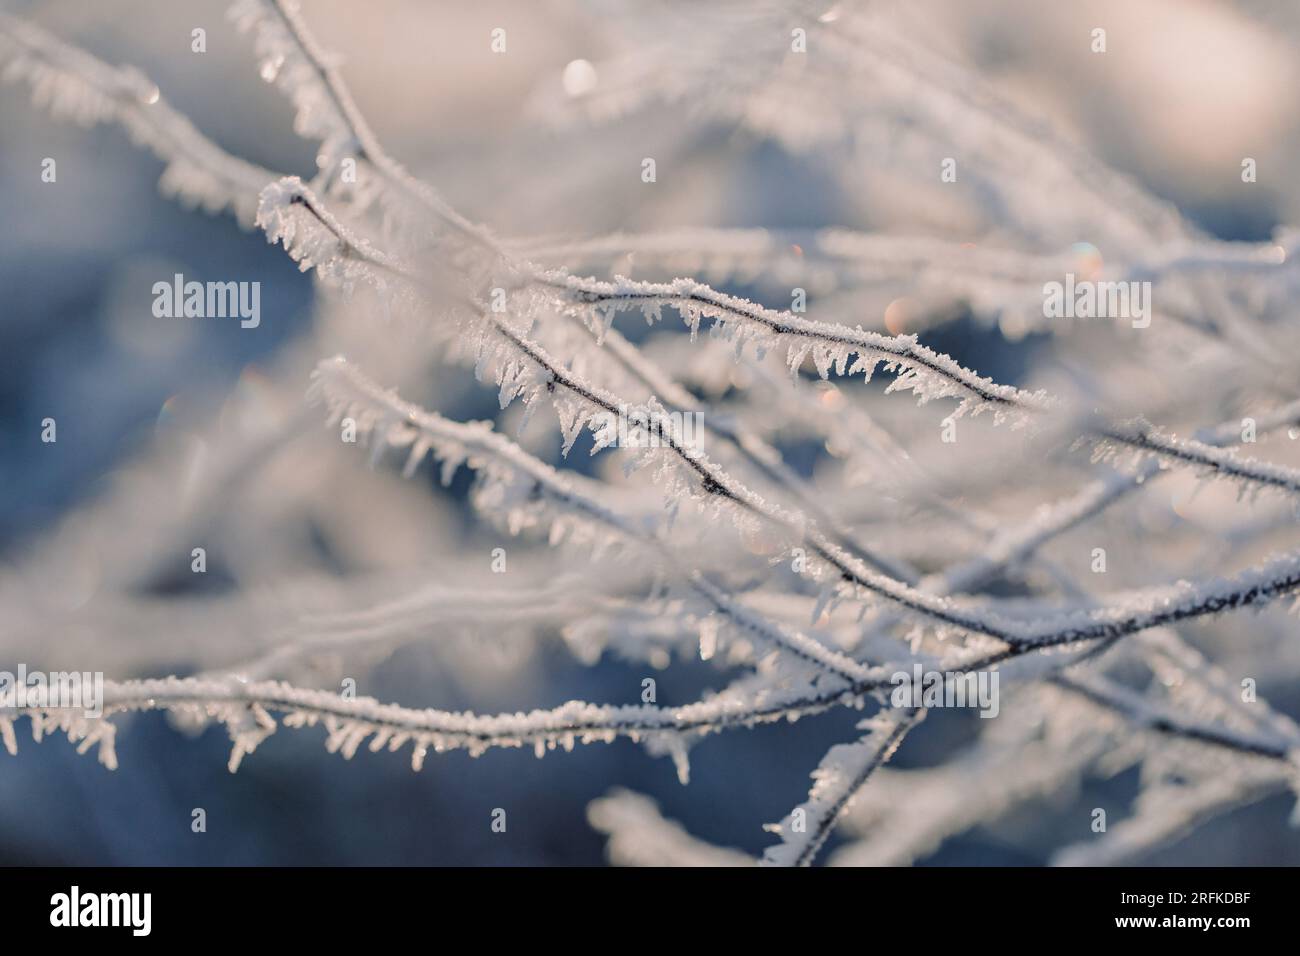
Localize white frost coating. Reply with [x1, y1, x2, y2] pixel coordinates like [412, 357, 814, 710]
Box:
[0, 675, 886, 776]
[0, 14, 275, 226]
[310, 356, 890, 687]
[228, 0, 360, 177]
[319, 359, 1300, 667]
[761, 709, 920, 867]
[528, 270, 1053, 425]
[509, 227, 1298, 343]
[230, 0, 500, 249]
[255, 176, 415, 293]
[832, 688, 1123, 866]
[313, 352, 1300, 682]
[309, 355, 642, 546]
[939, 399, 1300, 595]
[259, 138, 1295, 561]
[1096, 417, 1300, 498]
[1053, 673, 1300, 762]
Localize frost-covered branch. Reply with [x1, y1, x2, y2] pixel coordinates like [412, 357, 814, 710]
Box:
[1, 675, 778, 776]
[1096, 418, 1300, 498]
[229, 0, 501, 252]
[309, 355, 885, 686]
[526, 270, 1052, 422]
[761, 708, 920, 867]
[1050, 672, 1300, 764]
[296, 240, 1300, 655]
[0, 13, 275, 225]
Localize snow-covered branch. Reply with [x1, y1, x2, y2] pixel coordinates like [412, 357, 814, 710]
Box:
[0, 13, 275, 225]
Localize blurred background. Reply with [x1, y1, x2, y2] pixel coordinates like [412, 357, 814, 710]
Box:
[2, 0, 1300, 865]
